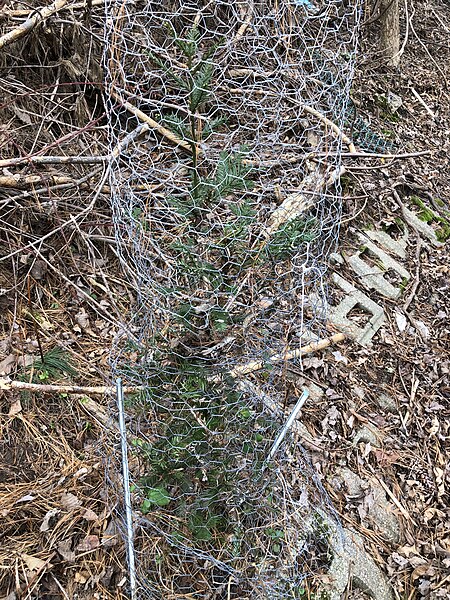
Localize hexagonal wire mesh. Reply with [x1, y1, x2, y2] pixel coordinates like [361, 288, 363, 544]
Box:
[104, 1, 362, 598]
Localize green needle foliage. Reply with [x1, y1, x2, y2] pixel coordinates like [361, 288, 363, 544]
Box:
[266, 216, 318, 260]
[20, 347, 77, 383]
[129, 356, 276, 543]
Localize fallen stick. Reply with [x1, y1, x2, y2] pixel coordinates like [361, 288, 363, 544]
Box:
[262, 166, 345, 236]
[300, 104, 356, 154]
[0, 376, 142, 395]
[1, 0, 104, 18]
[229, 332, 346, 378]
[410, 87, 436, 119]
[0, 155, 107, 168]
[0, 124, 147, 170]
[0, 0, 71, 51]
[110, 90, 192, 153]
[0, 174, 73, 188]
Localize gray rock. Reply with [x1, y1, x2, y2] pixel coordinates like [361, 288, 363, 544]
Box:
[376, 393, 397, 413]
[318, 512, 393, 600]
[329, 252, 344, 265]
[337, 468, 401, 545]
[386, 91, 403, 113]
[353, 425, 383, 448]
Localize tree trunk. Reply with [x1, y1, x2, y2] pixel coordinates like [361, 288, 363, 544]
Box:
[379, 0, 400, 67]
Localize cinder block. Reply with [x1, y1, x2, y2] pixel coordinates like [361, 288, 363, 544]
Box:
[329, 274, 385, 345]
[362, 229, 408, 259]
[401, 207, 444, 247]
[348, 236, 410, 299]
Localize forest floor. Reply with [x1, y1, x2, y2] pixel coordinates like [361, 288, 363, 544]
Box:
[0, 1, 449, 599]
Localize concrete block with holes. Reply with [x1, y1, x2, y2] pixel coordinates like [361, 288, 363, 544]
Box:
[401, 206, 444, 247]
[346, 233, 410, 300]
[329, 274, 385, 345]
[362, 229, 408, 259]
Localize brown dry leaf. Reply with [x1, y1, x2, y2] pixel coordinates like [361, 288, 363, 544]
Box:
[76, 534, 100, 553]
[81, 507, 99, 521]
[30, 260, 47, 280]
[21, 554, 47, 572]
[102, 520, 120, 548]
[74, 308, 95, 335]
[60, 492, 82, 511]
[8, 397, 22, 416]
[74, 571, 89, 584]
[57, 539, 76, 563]
[423, 507, 445, 523]
[0, 354, 15, 375]
[409, 556, 428, 569]
[0, 338, 10, 354]
[397, 544, 420, 558]
[12, 105, 32, 125]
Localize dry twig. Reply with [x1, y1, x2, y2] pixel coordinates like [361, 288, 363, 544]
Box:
[110, 90, 192, 152]
[229, 333, 346, 377]
[0, 0, 71, 50]
[0, 377, 141, 395]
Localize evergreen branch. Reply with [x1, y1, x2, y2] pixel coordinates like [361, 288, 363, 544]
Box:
[161, 113, 192, 141]
[190, 61, 214, 110]
[147, 50, 189, 90]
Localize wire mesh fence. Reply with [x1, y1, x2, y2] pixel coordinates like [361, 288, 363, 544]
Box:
[104, 1, 362, 597]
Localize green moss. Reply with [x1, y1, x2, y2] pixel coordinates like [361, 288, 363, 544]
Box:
[410, 196, 450, 241]
[436, 224, 450, 242]
[399, 276, 409, 293]
[410, 196, 435, 223]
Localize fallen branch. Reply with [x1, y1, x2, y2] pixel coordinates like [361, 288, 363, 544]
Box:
[0, 155, 107, 168]
[300, 104, 356, 153]
[0, 174, 73, 188]
[410, 87, 436, 119]
[0, 376, 142, 395]
[263, 166, 345, 236]
[1, 0, 104, 18]
[0, 0, 71, 51]
[110, 90, 192, 152]
[0, 124, 147, 170]
[229, 333, 345, 378]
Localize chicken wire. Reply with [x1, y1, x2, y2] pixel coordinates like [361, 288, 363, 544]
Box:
[104, 1, 362, 598]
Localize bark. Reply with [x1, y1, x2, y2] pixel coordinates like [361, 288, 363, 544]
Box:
[380, 0, 400, 67]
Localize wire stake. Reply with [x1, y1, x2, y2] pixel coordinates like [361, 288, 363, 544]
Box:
[116, 378, 137, 600]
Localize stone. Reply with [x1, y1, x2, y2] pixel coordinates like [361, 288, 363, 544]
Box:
[386, 91, 403, 113]
[348, 236, 410, 300]
[329, 274, 385, 345]
[401, 206, 444, 247]
[337, 468, 401, 545]
[353, 425, 383, 448]
[376, 393, 397, 413]
[329, 252, 344, 265]
[317, 512, 393, 600]
[362, 229, 408, 259]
